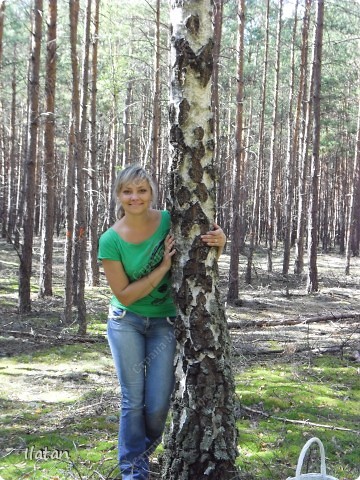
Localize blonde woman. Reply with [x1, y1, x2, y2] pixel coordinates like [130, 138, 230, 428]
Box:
[98, 165, 226, 480]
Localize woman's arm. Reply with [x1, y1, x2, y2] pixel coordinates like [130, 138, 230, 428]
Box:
[201, 222, 227, 259]
[102, 234, 175, 306]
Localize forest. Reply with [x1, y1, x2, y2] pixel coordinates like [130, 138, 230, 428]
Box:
[0, 0, 359, 479]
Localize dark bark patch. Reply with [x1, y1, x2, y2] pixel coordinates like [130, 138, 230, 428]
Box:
[185, 14, 200, 36]
[178, 98, 190, 125]
[170, 124, 186, 149]
[177, 185, 191, 206]
[195, 183, 208, 203]
[173, 37, 214, 88]
[193, 126, 204, 141]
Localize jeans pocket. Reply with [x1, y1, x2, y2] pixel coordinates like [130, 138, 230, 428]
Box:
[108, 305, 127, 322]
[166, 316, 176, 325]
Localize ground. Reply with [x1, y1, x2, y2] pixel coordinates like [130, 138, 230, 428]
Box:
[0, 238, 359, 479]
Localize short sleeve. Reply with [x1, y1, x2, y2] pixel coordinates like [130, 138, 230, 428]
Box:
[98, 229, 122, 262]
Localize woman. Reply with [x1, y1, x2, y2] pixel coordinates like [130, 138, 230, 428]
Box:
[98, 165, 226, 480]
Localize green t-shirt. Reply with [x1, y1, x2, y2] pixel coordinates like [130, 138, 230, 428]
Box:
[98, 210, 176, 317]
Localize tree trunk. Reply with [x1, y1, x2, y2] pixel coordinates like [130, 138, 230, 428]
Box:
[307, 0, 324, 293]
[267, 0, 283, 273]
[75, 0, 91, 334]
[227, 0, 245, 302]
[19, 0, 43, 313]
[294, 0, 312, 275]
[88, 0, 100, 287]
[0, 0, 4, 66]
[164, 1, 238, 478]
[212, 0, 223, 225]
[282, 0, 299, 275]
[246, 0, 270, 284]
[64, 0, 80, 323]
[122, 78, 133, 166]
[7, 52, 17, 240]
[345, 92, 360, 273]
[39, 0, 57, 297]
[150, 0, 161, 182]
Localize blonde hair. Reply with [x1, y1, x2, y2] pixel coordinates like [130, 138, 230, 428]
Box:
[113, 165, 157, 219]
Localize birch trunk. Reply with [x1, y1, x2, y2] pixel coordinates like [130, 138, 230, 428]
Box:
[163, 1, 238, 478]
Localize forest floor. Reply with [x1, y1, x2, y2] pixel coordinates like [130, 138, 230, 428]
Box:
[0, 238, 359, 480]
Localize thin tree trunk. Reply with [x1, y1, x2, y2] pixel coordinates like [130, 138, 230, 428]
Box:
[267, 0, 283, 273]
[19, 0, 43, 313]
[39, 0, 57, 297]
[122, 78, 133, 166]
[294, 0, 312, 275]
[164, 1, 238, 478]
[0, 0, 4, 66]
[345, 92, 360, 273]
[282, 0, 299, 275]
[307, 0, 324, 293]
[150, 0, 161, 182]
[64, 0, 80, 323]
[227, 0, 245, 302]
[213, 0, 223, 225]
[7, 51, 17, 240]
[75, 0, 91, 334]
[246, 0, 270, 284]
[88, 0, 100, 287]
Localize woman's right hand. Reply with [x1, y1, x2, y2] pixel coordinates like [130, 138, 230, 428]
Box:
[161, 234, 176, 272]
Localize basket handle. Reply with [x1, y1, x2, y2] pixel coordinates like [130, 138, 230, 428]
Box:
[295, 437, 327, 477]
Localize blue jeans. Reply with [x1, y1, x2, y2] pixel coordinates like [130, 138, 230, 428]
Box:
[107, 306, 176, 480]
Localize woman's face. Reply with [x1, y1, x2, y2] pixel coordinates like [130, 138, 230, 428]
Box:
[118, 179, 153, 215]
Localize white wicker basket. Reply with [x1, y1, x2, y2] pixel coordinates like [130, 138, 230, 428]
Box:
[286, 437, 338, 480]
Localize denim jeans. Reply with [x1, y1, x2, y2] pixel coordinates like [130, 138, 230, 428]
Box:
[107, 306, 176, 480]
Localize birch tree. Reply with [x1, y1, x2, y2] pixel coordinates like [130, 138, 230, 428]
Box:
[164, 1, 238, 478]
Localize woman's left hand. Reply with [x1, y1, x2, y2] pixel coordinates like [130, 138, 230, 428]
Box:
[201, 222, 226, 249]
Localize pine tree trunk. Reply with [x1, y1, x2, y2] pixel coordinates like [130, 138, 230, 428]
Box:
[150, 0, 161, 182]
[294, 0, 312, 275]
[0, 0, 4, 66]
[122, 79, 133, 165]
[282, 0, 299, 275]
[163, 1, 238, 478]
[246, 0, 270, 284]
[19, 0, 43, 313]
[75, 0, 91, 334]
[307, 0, 324, 293]
[212, 0, 223, 225]
[39, 0, 57, 297]
[267, 0, 283, 273]
[227, 0, 245, 302]
[7, 55, 17, 240]
[64, 0, 80, 323]
[345, 92, 360, 273]
[88, 0, 100, 287]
